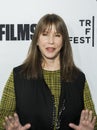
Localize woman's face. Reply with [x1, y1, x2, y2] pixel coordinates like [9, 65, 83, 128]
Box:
[37, 24, 63, 61]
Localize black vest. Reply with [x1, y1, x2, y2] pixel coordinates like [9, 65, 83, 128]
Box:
[13, 66, 85, 130]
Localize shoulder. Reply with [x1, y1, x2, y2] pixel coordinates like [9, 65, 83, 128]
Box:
[13, 64, 25, 78]
[76, 70, 86, 86]
[78, 71, 85, 79]
[13, 64, 23, 73]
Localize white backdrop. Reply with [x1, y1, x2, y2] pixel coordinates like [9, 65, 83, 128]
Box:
[0, 0, 97, 112]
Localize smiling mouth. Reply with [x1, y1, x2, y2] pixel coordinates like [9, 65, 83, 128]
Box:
[46, 47, 55, 52]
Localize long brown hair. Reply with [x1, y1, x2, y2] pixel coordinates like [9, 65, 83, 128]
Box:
[21, 13, 80, 81]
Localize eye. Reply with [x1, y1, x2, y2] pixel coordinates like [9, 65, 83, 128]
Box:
[41, 31, 48, 36]
[55, 33, 61, 37]
[42, 33, 48, 36]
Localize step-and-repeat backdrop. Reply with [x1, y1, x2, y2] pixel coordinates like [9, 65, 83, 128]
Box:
[0, 0, 97, 112]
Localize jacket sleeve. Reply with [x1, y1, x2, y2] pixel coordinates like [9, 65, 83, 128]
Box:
[84, 80, 97, 130]
[0, 71, 16, 130]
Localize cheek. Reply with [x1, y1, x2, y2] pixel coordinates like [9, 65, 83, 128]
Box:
[37, 42, 46, 51]
[38, 43, 46, 49]
[37, 38, 46, 46]
[57, 42, 63, 49]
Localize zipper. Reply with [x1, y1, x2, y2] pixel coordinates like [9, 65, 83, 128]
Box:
[55, 99, 65, 130]
[51, 94, 65, 130]
[51, 95, 56, 129]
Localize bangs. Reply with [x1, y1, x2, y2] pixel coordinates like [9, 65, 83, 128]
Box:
[39, 19, 64, 34]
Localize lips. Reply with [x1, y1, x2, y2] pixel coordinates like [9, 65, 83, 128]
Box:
[46, 47, 55, 52]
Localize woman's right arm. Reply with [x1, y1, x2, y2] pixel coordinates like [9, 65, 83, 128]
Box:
[0, 71, 16, 130]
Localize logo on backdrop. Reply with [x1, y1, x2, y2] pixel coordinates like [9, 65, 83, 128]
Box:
[0, 24, 37, 41]
[0, 16, 95, 47]
[70, 16, 95, 47]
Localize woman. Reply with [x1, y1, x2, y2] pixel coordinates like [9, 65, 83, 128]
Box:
[0, 14, 97, 130]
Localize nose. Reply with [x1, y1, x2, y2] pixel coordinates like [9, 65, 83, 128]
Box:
[49, 35, 54, 44]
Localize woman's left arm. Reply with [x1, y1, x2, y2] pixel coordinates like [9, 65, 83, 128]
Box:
[69, 109, 96, 130]
[83, 81, 97, 130]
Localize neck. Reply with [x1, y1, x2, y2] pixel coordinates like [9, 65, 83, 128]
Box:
[42, 58, 60, 71]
